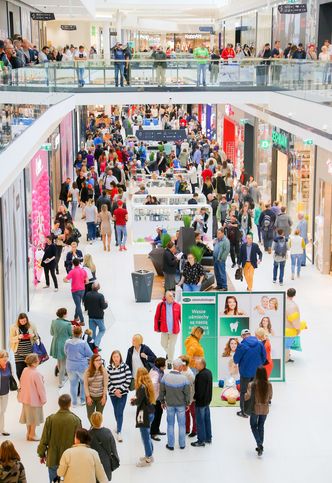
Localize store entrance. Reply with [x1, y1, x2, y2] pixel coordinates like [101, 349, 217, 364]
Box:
[272, 148, 288, 206]
[315, 180, 332, 274]
[318, 2, 332, 51]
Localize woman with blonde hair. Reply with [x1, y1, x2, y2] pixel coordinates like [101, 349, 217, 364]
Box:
[84, 354, 108, 421]
[130, 367, 156, 467]
[89, 411, 119, 481]
[184, 327, 204, 372]
[10, 313, 37, 380]
[0, 440, 26, 482]
[98, 204, 112, 251]
[83, 253, 97, 300]
[125, 334, 156, 378]
[18, 353, 47, 441]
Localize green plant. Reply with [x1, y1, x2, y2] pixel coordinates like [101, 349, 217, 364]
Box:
[189, 245, 204, 264]
[161, 233, 171, 248]
[182, 215, 192, 228]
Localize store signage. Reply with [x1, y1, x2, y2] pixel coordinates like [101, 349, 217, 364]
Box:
[31, 12, 55, 21]
[260, 139, 271, 149]
[278, 4, 307, 14]
[239, 118, 249, 125]
[272, 129, 289, 151]
[110, 30, 117, 36]
[303, 138, 314, 145]
[136, 129, 187, 142]
[41, 143, 52, 151]
[199, 26, 214, 33]
[61, 25, 76, 30]
[184, 34, 203, 39]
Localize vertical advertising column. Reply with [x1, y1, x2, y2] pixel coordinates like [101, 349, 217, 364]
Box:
[30, 150, 51, 286]
[223, 116, 236, 164]
[182, 293, 218, 380]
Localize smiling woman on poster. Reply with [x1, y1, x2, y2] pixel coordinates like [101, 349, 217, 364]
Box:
[223, 296, 246, 316]
[221, 338, 240, 381]
[259, 317, 275, 337]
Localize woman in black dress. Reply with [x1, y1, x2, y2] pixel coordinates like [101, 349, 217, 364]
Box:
[41, 236, 58, 291]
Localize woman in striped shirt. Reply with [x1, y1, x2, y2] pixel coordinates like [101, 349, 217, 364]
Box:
[107, 350, 132, 443]
[84, 354, 108, 422]
[10, 314, 38, 380]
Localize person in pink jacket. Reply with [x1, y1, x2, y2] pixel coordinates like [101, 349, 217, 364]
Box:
[18, 353, 47, 441]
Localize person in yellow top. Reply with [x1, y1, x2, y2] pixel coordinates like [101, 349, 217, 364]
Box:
[285, 288, 307, 363]
[193, 43, 210, 87]
[184, 327, 204, 373]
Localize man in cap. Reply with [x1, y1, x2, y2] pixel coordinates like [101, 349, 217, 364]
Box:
[233, 329, 266, 418]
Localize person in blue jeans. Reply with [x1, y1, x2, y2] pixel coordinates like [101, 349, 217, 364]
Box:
[74, 45, 87, 87]
[213, 228, 230, 291]
[272, 229, 288, 286]
[178, 253, 205, 292]
[64, 326, 93, 407]
[84, 199, 98, 244]
[131, 367, 156, 467]
[107, 350, 132, 443]
[112, 42, 126, 87]
[244, 366, 273, 456]
[84, 282, 108, 347]
[289, 229, 306, 280]
[191, 358, 213, 447]
[159, 358, 191, 450]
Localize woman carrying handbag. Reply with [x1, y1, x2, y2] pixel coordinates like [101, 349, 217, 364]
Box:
[0, 350, 18, 437]
[130, 367, 155, 467]
[89, 411, 119, 480]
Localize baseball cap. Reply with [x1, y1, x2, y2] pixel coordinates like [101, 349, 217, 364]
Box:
[117, 200, 123, 206]
[241, 329, 251, 336]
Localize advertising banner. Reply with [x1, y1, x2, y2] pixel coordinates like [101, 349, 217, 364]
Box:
[30, 150, 51, 286]
[182, 291, 285, 383]
[182, 293, 218, 379]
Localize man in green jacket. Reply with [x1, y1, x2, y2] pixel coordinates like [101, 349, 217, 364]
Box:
[37, 394, 81, 482]
[213, 228, 230, 290]
[193, 43, 210, 86]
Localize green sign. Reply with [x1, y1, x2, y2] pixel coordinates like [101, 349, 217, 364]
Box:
[272, 129, 289, 151]
[91, 25, 96, 36]
[239, 118, 249, 125]
[260, 139, 271, 149]
[41, 143, 52, 151]
[303, 138, 313, 145]
[287, 0, 297, 3]
[182, 293, 218, 380]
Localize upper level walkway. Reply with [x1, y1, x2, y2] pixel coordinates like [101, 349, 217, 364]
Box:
[1, 58, 331, 93]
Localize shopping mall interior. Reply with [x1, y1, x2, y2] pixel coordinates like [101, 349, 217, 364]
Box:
[0, 0, 332, 482]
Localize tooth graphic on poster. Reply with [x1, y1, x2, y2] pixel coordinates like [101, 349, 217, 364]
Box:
[230, 321, 239, 333]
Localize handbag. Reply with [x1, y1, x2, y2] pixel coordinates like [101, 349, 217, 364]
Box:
[244, 382, 255, 416]
[32, 337, 49, 364]
[9, 375, 18, 391]
[235, 267, 243, 281]
[110, 452, 120, 472]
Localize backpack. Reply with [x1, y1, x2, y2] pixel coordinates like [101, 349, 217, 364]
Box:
[262, 214, 272, 231]
[274, 237, 287, 257]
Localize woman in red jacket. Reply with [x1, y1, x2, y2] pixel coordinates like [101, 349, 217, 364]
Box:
[221, 44, 235, 60]
[255, 328, 273, 378]
[154, 291, 181, 366]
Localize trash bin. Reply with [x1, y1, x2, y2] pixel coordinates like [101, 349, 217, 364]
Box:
[131, 270, 154, 303]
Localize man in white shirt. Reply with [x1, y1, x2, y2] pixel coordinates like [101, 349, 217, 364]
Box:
[74, 45, 87, 87]
[188, 162, 198, 193]
[102, 168, 118, 195]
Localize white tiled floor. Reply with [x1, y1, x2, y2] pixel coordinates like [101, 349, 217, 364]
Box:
[5, 207, 332, 483]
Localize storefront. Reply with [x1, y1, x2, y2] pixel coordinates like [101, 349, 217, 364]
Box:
[0, 172, 29, 346]
[271, 127, 315, 260]
[314, 147, 332, 274]
[174, 33, 211, 52]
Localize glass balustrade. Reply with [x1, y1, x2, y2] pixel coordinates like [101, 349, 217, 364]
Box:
[0, 58, 331, 91]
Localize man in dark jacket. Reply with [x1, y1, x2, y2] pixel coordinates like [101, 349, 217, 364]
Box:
[59, 178, 71, 207]
[96, 190, 112, 212]
[191, 358, 213, 447]
[163, 241, 178, 291]
[259, 203, 276, 253]
[234, 329, 266, 418]
[238, 234, 262, 291]
[226, 215, 242, 268]
[84, 282, 108, 347]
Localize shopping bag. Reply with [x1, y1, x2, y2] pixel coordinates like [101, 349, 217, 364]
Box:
[32, 337, 49, 364]
[175, 285, 182, 303]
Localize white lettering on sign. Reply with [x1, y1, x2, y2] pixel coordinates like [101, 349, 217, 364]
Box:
[35, 155, 42, 177]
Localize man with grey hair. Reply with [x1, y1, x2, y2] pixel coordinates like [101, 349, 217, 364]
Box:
[84, 282, 108, 347]
[159, 358, 191, 450]
[191, 358, 213, 447]
[296, 212, 308, 266]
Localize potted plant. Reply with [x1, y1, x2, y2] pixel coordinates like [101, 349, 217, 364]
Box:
[148, 233, 171, 276]
[177, 215, 195, 255]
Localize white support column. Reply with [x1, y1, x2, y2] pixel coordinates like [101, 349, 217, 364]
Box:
[116, 11, 122, 44]
[103, 22, 110, 59]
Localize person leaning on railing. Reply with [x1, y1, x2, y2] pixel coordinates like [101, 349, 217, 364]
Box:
[151, 47, 167, 87]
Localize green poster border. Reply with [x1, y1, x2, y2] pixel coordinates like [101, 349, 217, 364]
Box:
[181, 291, 286, 383]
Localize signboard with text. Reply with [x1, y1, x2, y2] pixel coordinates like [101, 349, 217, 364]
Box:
[31, 12, 55, 21]
[61, 25, 77, 30]
[278, 3, 307, 14]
